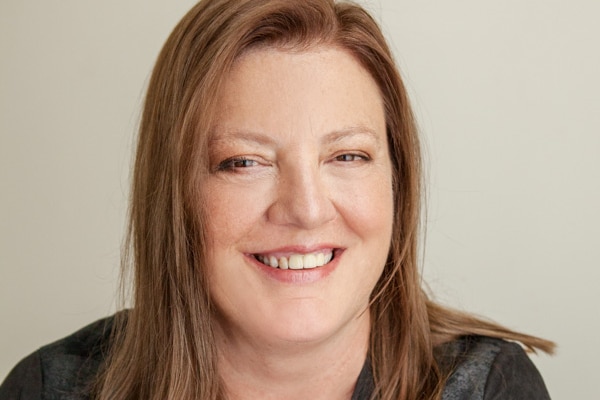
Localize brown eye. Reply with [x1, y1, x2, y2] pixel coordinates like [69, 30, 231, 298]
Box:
[335, 154, 368, 162]
[217, 157, 258, 171]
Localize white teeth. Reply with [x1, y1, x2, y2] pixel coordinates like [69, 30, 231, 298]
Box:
[316, 253, 325, 266]
[279, 256, 289, 269]
[303, 254, 317, 269]
[289, 255, 303, 270]
[255, 250, 334, 270]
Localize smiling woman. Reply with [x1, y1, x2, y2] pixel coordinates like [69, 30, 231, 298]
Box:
[0, 0, 554, 399]
[204, 48, 393, 369]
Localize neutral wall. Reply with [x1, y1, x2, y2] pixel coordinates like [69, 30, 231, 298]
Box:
[1, 1, 598, 398]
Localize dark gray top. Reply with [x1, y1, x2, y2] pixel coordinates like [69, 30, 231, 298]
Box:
[1, 315, 551, 399]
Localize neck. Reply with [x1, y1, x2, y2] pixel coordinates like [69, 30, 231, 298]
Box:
[215, 312, 371, 400]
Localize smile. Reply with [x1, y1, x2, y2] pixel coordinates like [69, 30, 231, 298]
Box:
[254, 250, 335, 270]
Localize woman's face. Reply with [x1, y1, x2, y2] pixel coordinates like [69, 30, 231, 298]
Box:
[203, 46, 394, 347]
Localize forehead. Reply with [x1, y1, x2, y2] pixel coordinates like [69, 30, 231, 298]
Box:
[210, 45, 386, 143]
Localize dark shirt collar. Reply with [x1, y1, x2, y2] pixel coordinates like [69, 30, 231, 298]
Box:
[351, 358, 374, 400]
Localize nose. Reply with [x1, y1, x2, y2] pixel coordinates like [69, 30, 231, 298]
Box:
[266, 161, 336, 229]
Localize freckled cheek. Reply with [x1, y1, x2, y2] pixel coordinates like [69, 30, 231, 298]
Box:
[331, 176, 394, 237]
[203, 182, 272, 242]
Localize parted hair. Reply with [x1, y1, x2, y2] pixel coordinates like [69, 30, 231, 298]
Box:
[95, 1, 554, 399]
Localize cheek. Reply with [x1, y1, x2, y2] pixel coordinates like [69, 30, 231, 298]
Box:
[203, 180, 271, 246]
[333, 170, 394, 240]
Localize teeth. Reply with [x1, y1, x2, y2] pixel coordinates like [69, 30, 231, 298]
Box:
[279, 256, 289, 269]
[289, 255, 303, 269]
[255, 250, 334, 270]
[303, 254, 317, 269]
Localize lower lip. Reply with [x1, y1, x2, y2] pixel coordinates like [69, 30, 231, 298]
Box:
[246, 250, 342, 284]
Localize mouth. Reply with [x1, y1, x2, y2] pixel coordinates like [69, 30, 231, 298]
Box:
[253, 249, 336, 270]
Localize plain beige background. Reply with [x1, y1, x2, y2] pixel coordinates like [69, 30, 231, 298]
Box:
[1, 1, 599, 398]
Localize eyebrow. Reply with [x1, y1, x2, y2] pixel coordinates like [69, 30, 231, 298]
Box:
[209, 129, 277, 147]
[321, 126, 382, 146]
[209, 125, 382, 147]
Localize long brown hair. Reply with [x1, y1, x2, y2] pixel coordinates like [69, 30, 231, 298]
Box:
[96, 1, 554, 399]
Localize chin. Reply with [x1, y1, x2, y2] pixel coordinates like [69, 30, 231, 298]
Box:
[268, 321, 339, 345]
[257, 303, 366, 346]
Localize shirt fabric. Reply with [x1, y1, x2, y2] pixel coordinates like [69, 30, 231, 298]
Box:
[0, 314, 551, 399]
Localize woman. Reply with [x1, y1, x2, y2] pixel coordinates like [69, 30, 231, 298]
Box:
[0, 0, 554, 399]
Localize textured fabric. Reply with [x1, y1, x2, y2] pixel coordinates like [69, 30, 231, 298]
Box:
[438, 336, 551, 400]
[351, 337, 551, 400]
[481, 340, 551, 400]
[1, 315, 550, 399]
[1, 317, 113, 400]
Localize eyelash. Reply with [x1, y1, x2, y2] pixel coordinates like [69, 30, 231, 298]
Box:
[216, 157, 259, 171]
[215, 152, 370, 172]
[334, 153, 370, 162]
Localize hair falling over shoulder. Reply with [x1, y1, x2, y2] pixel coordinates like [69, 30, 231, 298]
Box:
[94, 1, 554, 399]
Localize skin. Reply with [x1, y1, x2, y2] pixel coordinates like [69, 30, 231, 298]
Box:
[202, 45, 394, 399]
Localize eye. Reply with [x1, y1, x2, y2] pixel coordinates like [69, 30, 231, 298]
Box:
[216, 157, 259, 171]
[334, 153, 370, 162]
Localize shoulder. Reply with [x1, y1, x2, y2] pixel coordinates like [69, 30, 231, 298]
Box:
[0, 313, 121, 400]
[438, 336, 551, 400]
